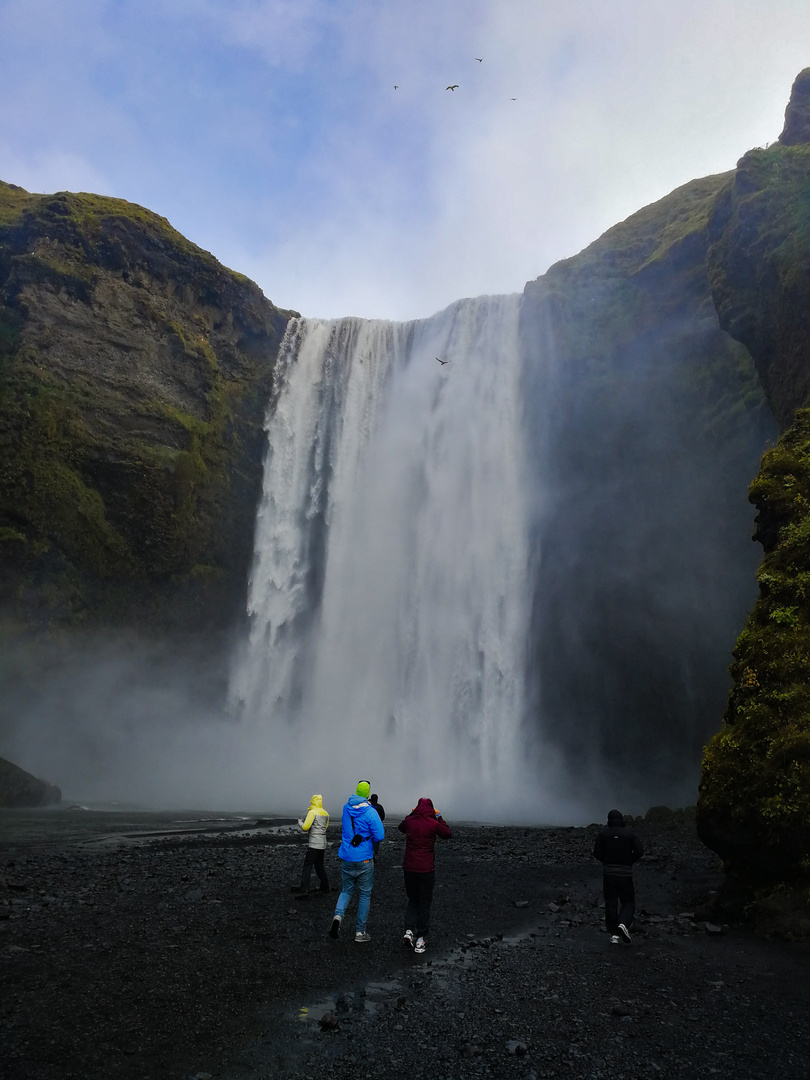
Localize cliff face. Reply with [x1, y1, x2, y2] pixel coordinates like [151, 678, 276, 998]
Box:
[0, 754, 61, 807]
[0, 182, 293, 633]
[707, 146, 810, 430]
[698, 70, 810, 902]
[519, 176, 774, 799]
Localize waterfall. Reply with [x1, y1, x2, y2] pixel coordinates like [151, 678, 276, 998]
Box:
[230, 295, 570, 820]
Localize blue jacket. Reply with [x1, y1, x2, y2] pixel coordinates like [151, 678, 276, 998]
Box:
[338, 795, 385, 861]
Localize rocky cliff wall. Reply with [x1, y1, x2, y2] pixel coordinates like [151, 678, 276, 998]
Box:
[698, 70, 810, 911]
[519, 175, 774, 801]
[0, 182, 293, 635]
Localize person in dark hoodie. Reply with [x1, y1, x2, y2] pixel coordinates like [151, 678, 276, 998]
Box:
[593, 809, 644, 944]
[369, 793, 385, 861]
[398, 797, 452, 954]
[329, 781, 385, 943]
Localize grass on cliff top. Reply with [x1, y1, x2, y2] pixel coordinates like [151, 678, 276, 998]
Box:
[734, 143, 810, 280]
[0, 179, 261, 294]
[0, 180, 39, 226]
[541, 171, 734, 287]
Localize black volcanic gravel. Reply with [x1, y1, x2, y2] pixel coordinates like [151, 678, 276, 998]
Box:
[1, 809, 809, 1080]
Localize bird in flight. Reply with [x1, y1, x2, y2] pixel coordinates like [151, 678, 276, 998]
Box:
[446, 84, 459, 91]
[475, 57, 483, 62]
[394, 84, 398, 89]
[436, 356, 450, 366]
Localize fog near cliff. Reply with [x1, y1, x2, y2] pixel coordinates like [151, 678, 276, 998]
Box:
[0, 630, 586, 822]
[519, 302, 776, 812]
[0, 634, 245, 809]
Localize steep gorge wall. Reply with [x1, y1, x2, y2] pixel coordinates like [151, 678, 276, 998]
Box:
[698, 70, 810, 906]
[0, 182, 293, 637]
[519, 175, 773, 801]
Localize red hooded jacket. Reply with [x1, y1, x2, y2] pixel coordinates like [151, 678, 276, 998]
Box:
[398, 797, 452, 872]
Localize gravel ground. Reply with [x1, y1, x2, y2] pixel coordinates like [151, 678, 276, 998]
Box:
[1, 808, 809, 1080]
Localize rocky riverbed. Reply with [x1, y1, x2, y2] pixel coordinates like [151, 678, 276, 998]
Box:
[1, 807, 808, 1080]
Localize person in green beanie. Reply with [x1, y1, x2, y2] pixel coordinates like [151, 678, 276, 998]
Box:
[329, 780, 385, 943]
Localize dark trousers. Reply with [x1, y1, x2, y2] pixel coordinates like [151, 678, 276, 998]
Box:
[301, 848, 329, 892]
[603, 873, 635, 934]
[403, 869, 435, 939]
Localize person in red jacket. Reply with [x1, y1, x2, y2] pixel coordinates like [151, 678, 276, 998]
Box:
[398, 797, 452, 954]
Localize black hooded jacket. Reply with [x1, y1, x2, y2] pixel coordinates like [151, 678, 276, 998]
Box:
[593, 811, 644, 877]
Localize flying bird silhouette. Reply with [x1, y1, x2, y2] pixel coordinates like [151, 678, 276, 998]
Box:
[436, 356, 450, 365]
[446, 84, 459, 91]
[394, 84, 398, 89]
[475, 57, 483, 62]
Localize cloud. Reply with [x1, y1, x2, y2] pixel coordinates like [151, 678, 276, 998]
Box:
[0, 0, 809, 319]
[0, 144, 113, 198]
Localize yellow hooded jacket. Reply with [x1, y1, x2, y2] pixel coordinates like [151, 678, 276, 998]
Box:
[300, 794, 329, 850]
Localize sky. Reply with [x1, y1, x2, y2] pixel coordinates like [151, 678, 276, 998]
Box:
[1, 0, 809, 321]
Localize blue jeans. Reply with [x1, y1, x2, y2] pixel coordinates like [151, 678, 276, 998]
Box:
[335, 858, 375, 933]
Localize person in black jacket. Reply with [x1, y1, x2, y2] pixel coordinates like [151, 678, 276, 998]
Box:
[593, 809, 644, 944]
[369, 793, 385, 861]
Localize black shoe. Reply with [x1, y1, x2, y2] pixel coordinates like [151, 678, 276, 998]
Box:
[329, 915, 342, 939]
[290, 886, 305, 894]
[618, 923, 631, 944]
[294, 892, 310, 901]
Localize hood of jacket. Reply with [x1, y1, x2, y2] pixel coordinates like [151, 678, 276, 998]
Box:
[309, 794, 323, 809]
[413, 797, 437, 818]
[607, 809, 624, 826]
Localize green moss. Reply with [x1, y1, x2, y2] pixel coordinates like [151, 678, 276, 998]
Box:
[0, 180, 37, 227]
[167, 319, 219, 375]
[700, 409, 810, 883]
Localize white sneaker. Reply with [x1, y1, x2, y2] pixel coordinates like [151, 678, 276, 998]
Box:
[403, 929, 415, 949]
[618, 923, 631, 944]
[414, 936, 426, 954]
[354, 931, 371, 943]
[610, 934, 621, 945]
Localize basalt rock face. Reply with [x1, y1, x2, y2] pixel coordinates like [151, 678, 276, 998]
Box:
[707, 156, 810, 428]
[698, 72, 810, 905]
[778, 67, 810, 148]
[520, 176, 774, 801]
[0, 181, 293, 634]
[0, 754, 61, 806]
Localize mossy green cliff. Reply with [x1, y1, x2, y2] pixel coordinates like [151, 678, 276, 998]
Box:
[698, 70, 810, 914]
[0, 182, 294, 632]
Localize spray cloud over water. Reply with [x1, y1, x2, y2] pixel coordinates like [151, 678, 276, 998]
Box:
[230, 297, 580, 822]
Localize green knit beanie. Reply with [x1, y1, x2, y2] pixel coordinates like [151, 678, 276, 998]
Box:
[356, 780, 370, 798]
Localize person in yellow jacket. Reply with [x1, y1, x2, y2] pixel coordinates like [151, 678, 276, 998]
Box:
[292, 794, 331, 897]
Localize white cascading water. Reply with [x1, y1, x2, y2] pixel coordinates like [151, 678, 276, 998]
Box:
[230, 295, 570, 819]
